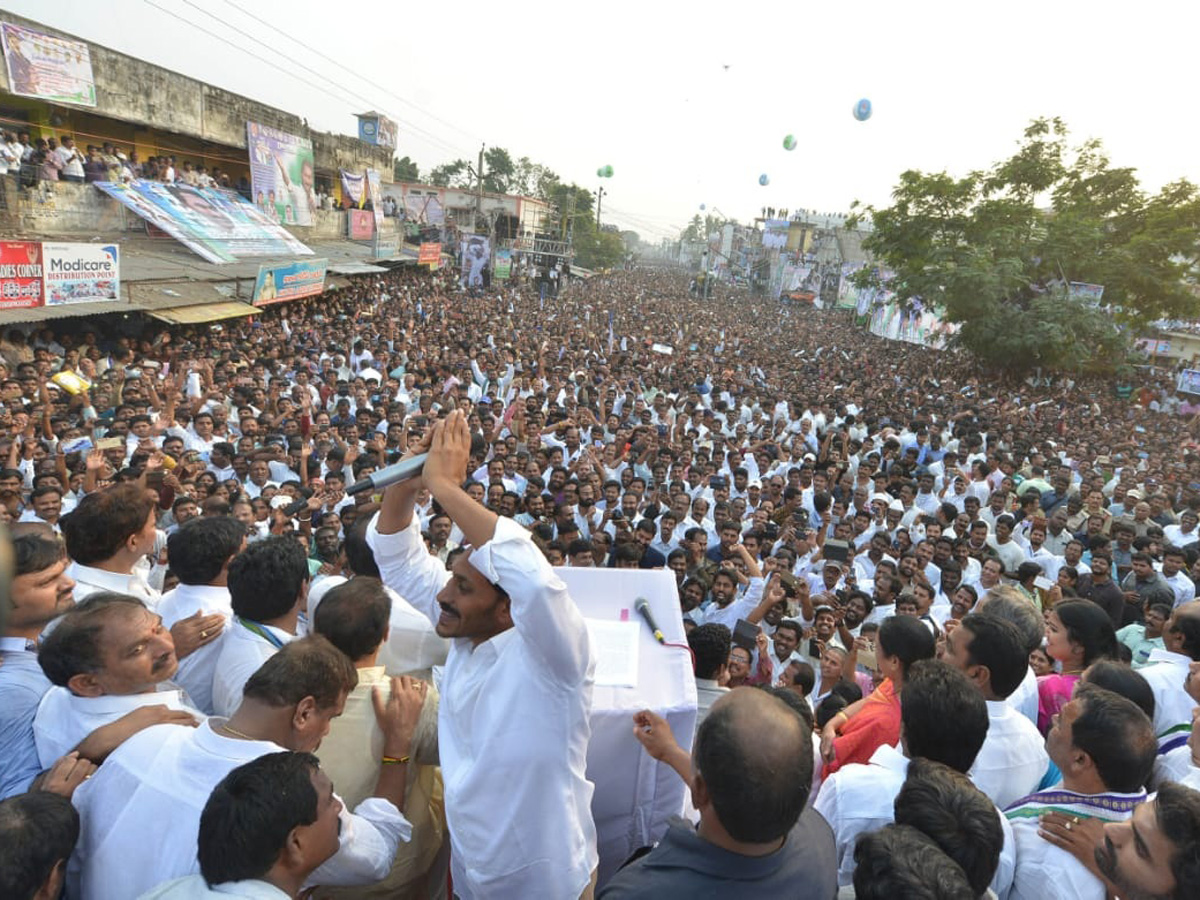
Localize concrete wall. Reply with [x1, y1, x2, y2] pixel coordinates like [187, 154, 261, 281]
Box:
[0, 12, 391, 174]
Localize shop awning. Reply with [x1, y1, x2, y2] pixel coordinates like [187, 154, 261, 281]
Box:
[148, 301, 261, 324]
[327, 262, 389, 275]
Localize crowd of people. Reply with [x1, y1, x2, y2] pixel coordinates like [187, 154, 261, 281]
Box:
[2, 262, 1200, 899]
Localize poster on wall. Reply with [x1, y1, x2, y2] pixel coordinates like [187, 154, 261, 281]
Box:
[252, 259, 327, 306]
[0, 240, 43, 309]
[246, 121, 317, 226]
[404, 187, 444, 225]
[1, 23, 96, 106]
[365, 168, 383, 228]
[460, 235, 490, 288]
[43, 242, 119, 305]
[348, 209, 374, 240]
[340, 169, 365, 208]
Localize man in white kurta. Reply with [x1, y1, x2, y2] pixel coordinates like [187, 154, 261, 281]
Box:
[367, 411, 599, 898]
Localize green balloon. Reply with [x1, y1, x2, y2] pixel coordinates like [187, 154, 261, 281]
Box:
[783, 134, 797, 151]
[597, 167, 604, 177]
[604, 165, 614, 178]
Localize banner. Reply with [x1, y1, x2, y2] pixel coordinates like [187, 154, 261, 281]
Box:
[1, 23, 96, 106]
[365, 168, 383, 229]
[348, 209, 374, 240]
[762, 219, 789, 250]
[1135, 338, 1171, 357]
[1178, 370, 1200, 396]
[43, 243, 119, 305]
[0, 241, 43, 309]
[460, 235, 490, 288]
[1068, 282, 1105, 303]
[357, 114, 398, 149]
[246, 122, 316, 226]
[340, 169, 365, 208]
[252, 259, 327, 306]
[494, 248, 513, 280]
[867, 299, 959, 350]
[403, 187, 444, 224]
[418, 242, 441, 268]
[94, 181, 313, 265]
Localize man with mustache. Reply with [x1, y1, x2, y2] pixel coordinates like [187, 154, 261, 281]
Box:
[368, 410, 599, 898]
[33, 592, 202, 767]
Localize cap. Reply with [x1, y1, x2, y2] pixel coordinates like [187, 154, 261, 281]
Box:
[888, 499, 904, 513]
[822, 560, 841, 571]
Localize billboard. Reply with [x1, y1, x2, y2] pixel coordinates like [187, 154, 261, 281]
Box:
[357, 114, 397, 149]
[494, 248, 513, 280]
[252, 259, 327, 307]
[418, 242, 441, 268]
[0, 241, 43, 309]
[94, 181, 313, 264]
[460, 235, 490, 288]
[762, 219, 788, 249]
[1, 23, 96, 106]
[246, 122, 316, 226]
[348, 209, 374, 240]
[403, 186, 444, 224]
[43, 242, 119, 305]
[340, 169, 365, 208]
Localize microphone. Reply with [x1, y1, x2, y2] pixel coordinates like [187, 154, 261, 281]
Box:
[634, 597, 665, 645]
[346, 452, 429, 496]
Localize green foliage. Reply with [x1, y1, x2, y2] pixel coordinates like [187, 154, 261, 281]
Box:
[573, 228, 625, 270]
[427, 159, 471, 188]
[393, 155, 420, 183]
[852, 118, 1200, 371]
[483, 147, 515, 194]
[681, 214, 703, 242]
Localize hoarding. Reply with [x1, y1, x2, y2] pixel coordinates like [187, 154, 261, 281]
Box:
[252, 259, 327, 306]
[43, 242, 119, 305]
[0, 240, 43, 309]
[1, 23, 96, 106]
[246, 121, 317, 226]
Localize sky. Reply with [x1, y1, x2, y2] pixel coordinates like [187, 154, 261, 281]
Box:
[7, 1, 1200, 242]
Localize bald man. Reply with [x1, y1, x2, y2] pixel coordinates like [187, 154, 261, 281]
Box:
[600, 688, 837, 897]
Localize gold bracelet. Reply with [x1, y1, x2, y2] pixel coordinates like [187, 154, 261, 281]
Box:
[381, 754, 410, 766]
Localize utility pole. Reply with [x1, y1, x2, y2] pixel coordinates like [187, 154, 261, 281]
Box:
[595, 186, 605, 233]
[475, 143, 485, 234]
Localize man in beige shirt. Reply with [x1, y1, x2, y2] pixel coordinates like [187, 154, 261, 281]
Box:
[312, 577, 445, 899]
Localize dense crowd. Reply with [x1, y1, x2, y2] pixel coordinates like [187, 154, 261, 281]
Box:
[2, 264, 1200, 899]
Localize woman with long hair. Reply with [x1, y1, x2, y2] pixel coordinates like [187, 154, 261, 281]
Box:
[819, 615, 935, 773]
[1036, 599, 1118, 733]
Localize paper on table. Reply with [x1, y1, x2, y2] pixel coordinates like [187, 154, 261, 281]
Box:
[585, 618, 640, 688]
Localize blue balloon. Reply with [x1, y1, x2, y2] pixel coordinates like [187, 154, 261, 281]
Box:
[758, 174, 769, 186]
[699, 203, 706, 210]
[853, 98, 872, 121]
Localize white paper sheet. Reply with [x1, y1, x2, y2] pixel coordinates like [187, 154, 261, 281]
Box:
[585, 618, 640, 688]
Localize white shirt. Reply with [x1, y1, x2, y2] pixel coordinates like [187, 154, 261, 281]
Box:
[33, 685, 199, 767]
[688, 579, 766, 631]
[1139, 648, 1198, 754]
[1005, 786, 1144, 900]
[67, 562, 161, 607]
[813, 743, 1015, 894]
[1162, 570, 1196, 607]
[367, 513, 599, 899]
[1008, 665, 1040, 728]
[70, 720, 409, 900]
[139, 877, 290, 899]
[969, 699, 1049, 809]
[209, 619, 296, 717]
[157, 583, 233, 716]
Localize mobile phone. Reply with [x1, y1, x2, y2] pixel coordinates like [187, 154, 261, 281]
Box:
[733, 619, 759, 651]
[808, 638, 821, 657]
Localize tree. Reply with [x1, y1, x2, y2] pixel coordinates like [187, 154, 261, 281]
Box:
[511, 156, 560, 200]
[483, 147, 515, 194]
[427, 159, 472, 188]
[851, 118, 1200, 371]
[393, 155, 420, 183]
[681, 214, 703, 242]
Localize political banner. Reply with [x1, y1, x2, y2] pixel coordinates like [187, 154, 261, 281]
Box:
[252, 259, 327, 307]
[340, 169, 365, 208]
[357, 114, 398, 149]
[404, 187, 444, 225]
[762, 219, 789, 250]
[94, 181, 313, 265]
[418, 242, 441, 268]
[493, 248, 513, 280]
[246, 122, 317, 226]
[460, 235, 490, 288]
[1, 23, 96, 106]
[348, 209, 374, 240]
[1069, 282, 1105, 303]
[1135, 338, 1171, 357]
[43, 242, 119, 305]
[365, 168, 383, 229]
[0, 240, 43, 309]
[1177, 370, 1200, 397]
